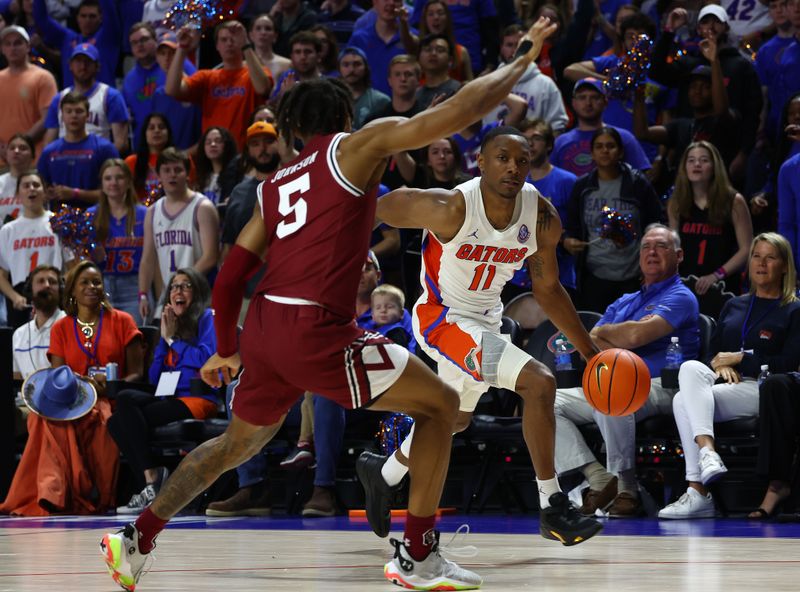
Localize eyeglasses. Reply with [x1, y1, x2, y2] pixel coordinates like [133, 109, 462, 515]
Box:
[640, 242, 673, 252]
[170, 282, 193, 292]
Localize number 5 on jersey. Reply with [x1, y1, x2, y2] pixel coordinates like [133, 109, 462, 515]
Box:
[276, 174, 310, 239]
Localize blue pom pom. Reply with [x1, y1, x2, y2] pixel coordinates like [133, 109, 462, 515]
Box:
[377, 413, 415, 456]
[50, 204, 96, 259]
[604, 34, 654, 100]
[596, 205, 637, 248]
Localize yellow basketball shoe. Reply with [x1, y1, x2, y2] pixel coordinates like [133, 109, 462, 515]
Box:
[100, 523, 152, 591]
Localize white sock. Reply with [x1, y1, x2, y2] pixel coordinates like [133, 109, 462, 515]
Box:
[537, 477, 561, 509]
[381, 424, 415, 487]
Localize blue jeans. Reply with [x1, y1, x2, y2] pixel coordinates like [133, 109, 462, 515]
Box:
[313, 394, 346, 487]
[105, 274, 141, 325]
[226, 381, 268, 488]
[225, 383, 347, 488]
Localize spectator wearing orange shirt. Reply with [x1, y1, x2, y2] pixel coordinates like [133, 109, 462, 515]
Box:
[164, 20, 274, 150]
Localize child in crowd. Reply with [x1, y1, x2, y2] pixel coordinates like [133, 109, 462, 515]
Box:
[370, 284, 416, 353]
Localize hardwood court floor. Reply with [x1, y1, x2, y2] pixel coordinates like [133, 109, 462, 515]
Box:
[2, 515, 800, 591]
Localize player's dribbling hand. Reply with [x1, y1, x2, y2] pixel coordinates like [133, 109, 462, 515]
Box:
[201, 352, 242, 388]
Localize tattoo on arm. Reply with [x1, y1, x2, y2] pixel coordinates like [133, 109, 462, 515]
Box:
[537, 202, 554, 234]
[530, 253, 544, 279]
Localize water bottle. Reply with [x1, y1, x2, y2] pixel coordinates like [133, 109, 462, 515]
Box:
[555, 339, 573, 371]
[665, 336, 683, 369]
[758, 364, 770, 386]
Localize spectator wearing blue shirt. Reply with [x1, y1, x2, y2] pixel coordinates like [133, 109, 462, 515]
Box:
[123, 23, 163, 152]
[349, 0, 414, 96]
[522, 119, 577, 294]
[108, 268, 218, 515]
[554, 224, 700, 518]
[119, 0, 145, 55]
[150, 32, 200, 151]
[583, 0, 628, 58]
[755, 0, 796, 143]
[269, 32, 323, 105]
[38, 92, 119, 206]
[551, 78, 651, 177]
[771, 20, 800, 153]
[32, 0, 121, 86]
[43, 44, 130, 155]
[564, 13, 675, 163]
[319, 0, 367, 46]
[777, 150, 800, 265]
[87, 159, 147, 323]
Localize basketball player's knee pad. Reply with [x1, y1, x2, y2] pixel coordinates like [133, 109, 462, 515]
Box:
[480, 332, 532, 392]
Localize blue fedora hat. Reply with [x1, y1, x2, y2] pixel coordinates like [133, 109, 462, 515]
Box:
[22, 366, 97, 421]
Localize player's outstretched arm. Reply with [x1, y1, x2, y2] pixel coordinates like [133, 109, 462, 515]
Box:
[376, 187, 465, 240]
[203, 203, 269, 387]
[529, 197, 599, 362]
[341, 17, 557, 162]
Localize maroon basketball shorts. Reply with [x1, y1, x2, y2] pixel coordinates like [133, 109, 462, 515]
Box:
[230, 296, 409, 426]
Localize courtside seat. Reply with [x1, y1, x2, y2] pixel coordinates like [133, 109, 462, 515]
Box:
[130, 325, 229, 455]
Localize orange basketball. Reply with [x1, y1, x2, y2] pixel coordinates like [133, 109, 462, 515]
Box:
[582, 349, 651, 416]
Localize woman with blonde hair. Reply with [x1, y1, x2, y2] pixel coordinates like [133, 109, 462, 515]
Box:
[659, 233, 800, 519]
[668, 141, 752, 313]
[88, 159, 147, 324]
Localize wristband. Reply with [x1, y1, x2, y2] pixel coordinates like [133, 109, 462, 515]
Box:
[513, 39, 533, 60]
[138, 291, 148, 301]
[713, 267, 726, 280]
[241, 43, 254, 53]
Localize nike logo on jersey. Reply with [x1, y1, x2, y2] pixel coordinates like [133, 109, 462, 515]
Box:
[455, 243, 528, 264]
[467, 228, 479, 239]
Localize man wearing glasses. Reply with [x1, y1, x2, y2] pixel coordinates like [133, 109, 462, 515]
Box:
[552, 224, 700, 518]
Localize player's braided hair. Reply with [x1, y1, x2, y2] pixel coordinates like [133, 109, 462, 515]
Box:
[276, 78, 353, 144]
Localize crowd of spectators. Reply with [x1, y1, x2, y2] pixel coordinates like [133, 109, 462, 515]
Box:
[1, 0, 800, 520]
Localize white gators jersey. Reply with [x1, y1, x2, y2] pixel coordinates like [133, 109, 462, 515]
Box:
[151, 192, 206, 284]
[0, 213, 66, 285]
[416, 177, 539, 326]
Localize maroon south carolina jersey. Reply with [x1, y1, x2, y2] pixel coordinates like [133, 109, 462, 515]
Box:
[254, 133, 378, 318]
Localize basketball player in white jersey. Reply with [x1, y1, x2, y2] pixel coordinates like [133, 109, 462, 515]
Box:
[138, 148, 219, 321]
[359, 126, 603, 545]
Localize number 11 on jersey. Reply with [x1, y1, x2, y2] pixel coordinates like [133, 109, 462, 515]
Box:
[468, 263, 496, 291]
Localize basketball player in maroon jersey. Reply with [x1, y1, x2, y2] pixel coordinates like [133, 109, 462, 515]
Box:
[101, 17, 556, 592]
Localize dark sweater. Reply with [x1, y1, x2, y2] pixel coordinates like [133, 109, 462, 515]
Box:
[708, 294, 800, 377]
[650, 33, 763, 151]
